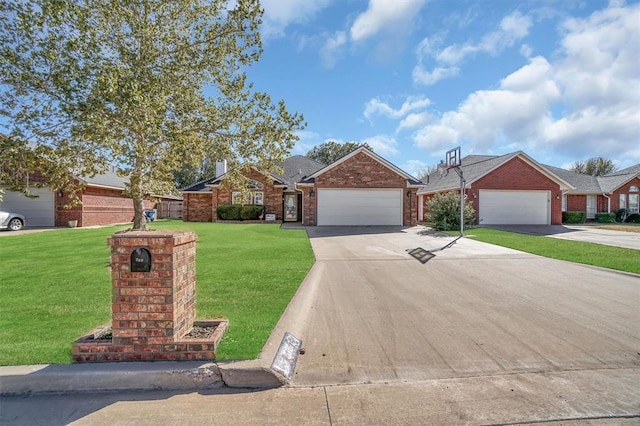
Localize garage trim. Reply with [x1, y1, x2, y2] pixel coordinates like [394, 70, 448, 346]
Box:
[317, 188, 403, 226]
[479, 190, 550, 225]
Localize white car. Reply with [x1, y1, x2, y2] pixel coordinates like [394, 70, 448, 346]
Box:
[0, 211, 26, 231]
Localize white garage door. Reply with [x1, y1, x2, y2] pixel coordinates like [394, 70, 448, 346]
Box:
[479, 190, 550, 225]
[317, 188, 403, 226]
[0, 188, 55, 227]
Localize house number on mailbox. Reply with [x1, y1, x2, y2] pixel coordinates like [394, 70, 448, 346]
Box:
[131, 247, 152, 272]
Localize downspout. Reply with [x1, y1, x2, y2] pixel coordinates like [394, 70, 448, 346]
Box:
[603, 193, 610, 213]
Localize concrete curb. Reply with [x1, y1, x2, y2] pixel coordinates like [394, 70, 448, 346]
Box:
[0, 360, 286, 395]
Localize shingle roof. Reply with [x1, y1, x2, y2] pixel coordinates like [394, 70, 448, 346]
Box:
[81, 167, 128, 189]
[542, 165, 602, 194]
[181, 156, 326, 192]
[417, 151, 573, 194]
[273, 155, 326, 185]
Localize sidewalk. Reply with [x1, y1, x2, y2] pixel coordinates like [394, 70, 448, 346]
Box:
[1, 368, 638, 425]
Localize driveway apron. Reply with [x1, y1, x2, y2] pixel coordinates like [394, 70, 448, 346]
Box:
[285, 226, 640, 387]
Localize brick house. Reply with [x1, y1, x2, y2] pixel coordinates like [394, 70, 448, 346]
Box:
[1, 168, 178, 227]
[545, 164, 640, 219]
[418, 152, 572, 225]
[182, 147, 422, 226]
[418, 151, 640, 225]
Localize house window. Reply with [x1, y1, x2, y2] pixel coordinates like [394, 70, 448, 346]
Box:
[562, 194, 567, 212]
[630, 185, 639, 192]
[232, 191, 248, 205]
[232, 191, 262, 205]
[620, 194, 626, 210]
[629, 194, 639, 214]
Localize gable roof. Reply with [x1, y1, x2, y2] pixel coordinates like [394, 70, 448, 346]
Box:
[80, 167, 128, 190]
[181, 155, 326, 192]
[544, 163, 640, 194]
[303, 147, 422, 186]
[418, 151, 573, 194]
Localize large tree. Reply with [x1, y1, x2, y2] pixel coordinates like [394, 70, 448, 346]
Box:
[0, 0, 304, 229]
[570, 157, 617, 176]
[306, 141, 371, 165]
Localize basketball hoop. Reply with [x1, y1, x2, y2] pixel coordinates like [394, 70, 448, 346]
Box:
[438, 146, 465, 237]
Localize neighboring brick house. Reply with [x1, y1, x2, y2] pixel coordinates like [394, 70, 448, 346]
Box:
[545, 164, 640, 219]
[418, 151, 640, 225]
[182, 147, 422, 226]
[1, 168, 178, 227]
[418, 152, 572, 225]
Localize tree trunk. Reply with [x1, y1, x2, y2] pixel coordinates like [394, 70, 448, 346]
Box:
[132, 196, 147, 231]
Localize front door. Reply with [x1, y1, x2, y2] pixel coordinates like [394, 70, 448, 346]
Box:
[586, 195, 596, 219]
[284, 194, 298, 221]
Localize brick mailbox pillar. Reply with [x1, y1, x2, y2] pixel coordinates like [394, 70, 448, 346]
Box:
[73, 231, 227, 362]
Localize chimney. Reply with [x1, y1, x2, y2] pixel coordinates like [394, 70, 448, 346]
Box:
[215, 160, 227, 178]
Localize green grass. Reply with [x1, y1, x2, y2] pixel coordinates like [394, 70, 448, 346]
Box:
[456, 227, 640, 274]
[0, 221, 315, 365]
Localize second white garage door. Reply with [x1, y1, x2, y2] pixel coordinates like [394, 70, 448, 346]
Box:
[317, 188, 403, 226]
[0, 187, 55, 227]
[479, 190, 550, 225]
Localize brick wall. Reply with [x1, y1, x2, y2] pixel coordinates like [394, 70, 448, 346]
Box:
[611, 177, 640, 212]
[56, 185, 155, 227]
[308, 151, 416, 226]
[470, 157, 563, 224]
[73, 231, 226, 362]
[182, 192, 213, 222]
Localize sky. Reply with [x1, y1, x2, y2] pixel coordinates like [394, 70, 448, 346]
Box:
[246, 0, 640, 177]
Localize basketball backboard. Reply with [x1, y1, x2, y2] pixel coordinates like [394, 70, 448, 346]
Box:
[445, 146, 461, 168]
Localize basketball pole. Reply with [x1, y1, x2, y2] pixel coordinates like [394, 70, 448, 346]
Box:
[453, 166, 465, 237]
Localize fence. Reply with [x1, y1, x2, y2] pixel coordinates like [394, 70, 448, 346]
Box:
[156, 201, 183, 219]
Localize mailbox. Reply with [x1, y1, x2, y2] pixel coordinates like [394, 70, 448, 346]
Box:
[131, 247, 152, 272]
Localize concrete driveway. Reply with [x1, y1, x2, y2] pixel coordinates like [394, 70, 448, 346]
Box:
[263, 226, 640, 387]
[486, 224, 640, 250]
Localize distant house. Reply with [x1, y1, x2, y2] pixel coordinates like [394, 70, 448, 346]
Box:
[418, 151, 640, 225]
[0, 168, 181, 227]
[182, 147, 422, 226]
[545, 164, 640, 219]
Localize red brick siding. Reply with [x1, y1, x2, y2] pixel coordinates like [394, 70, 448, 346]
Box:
[56, 185, 154, 227]
[469, 157, 563, 225]
[73, 231, 226, 362]
[611, 177, 640, 212]
[308, 151, 416, 226]
[183, 169, 285, 223]
[182, 192, 213, 222]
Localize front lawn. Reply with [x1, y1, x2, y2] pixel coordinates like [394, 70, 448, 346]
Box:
[459, 228, 640, 274]
[0, 221, 315, 365]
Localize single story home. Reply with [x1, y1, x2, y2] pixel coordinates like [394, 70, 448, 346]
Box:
[544, 164, 640, 219]
[418, 151, 640, 225]
[182, 147, 422, 226]
[0, 168, 180, 227]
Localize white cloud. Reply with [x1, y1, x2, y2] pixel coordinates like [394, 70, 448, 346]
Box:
[261, 0, 334, 38]
[350, 0, 427, 42]
[292, 130, 323, 155]
[320, 31, 347, 69]
[364, 95, 431, 121]
[414, 11, 533, 85]
[360, 135, 399, 155]
[413, 3, 640, 164]
[398, 112, 432, 131]
[412, 65, 460, 86]
[401, 159, 429, 177]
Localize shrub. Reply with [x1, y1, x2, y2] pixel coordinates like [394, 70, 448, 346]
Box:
[625, 213, 640, 223]
[217, 204, 265, 221]
[616, 208, 628, 222]
[217, 204, 242, 220]
[595, 212, 616, 223]
[425, 191, 475, 231]
[562, 211, 586, 224]
[240, 205, 265, 220]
